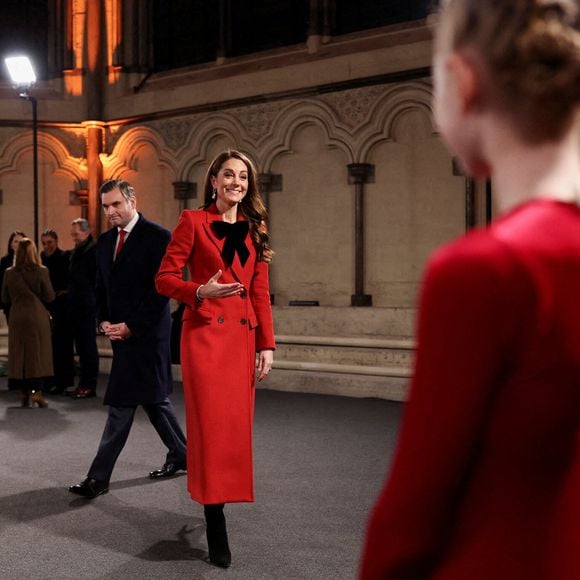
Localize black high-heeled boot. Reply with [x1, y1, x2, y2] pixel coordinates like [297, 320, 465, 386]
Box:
[204, 503, 231, 568]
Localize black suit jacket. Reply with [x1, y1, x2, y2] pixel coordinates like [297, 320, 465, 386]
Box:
[68, 235, 97, 312]
[96, 214, 172, 406]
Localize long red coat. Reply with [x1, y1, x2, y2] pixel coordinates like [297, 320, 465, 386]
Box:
[360, 199, 579, 579]
[156, 204, 275, 504]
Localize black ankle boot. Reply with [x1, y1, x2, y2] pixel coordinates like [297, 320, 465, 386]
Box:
[204, 504, 231, 568]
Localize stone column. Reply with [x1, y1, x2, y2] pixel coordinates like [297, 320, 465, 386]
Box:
[307, 0, 322, 53]
[322, 0, 335, 43]
[84, 121, 105, 235]
[86, 0, 105, 121]
[258, 172, 282, 306]
[84, 0, 106, 236]
[217, 0, 230, 64]
[257, 172, 275, 212]
[69, 186, 89, 219]
[48, 0, 74, 75]
[173, 181, 197, 212]
[307, 0, 334, 52]
[485, 179, 493, 225]
[348, 163, 373, 307]
[453, 157, 476, 230]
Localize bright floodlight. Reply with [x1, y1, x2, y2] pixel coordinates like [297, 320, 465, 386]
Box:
[5, 56, 36, 88]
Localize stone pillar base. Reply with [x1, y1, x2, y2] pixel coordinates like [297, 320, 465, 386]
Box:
[351, 294, 372, 307]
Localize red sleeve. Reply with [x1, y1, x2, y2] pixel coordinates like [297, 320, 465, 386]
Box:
[359, 238, 533, 579]
[251, 260, 275, 351]
[155, 211, 201, 307]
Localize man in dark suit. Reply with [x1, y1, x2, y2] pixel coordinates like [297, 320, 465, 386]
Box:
[41, 229, 74, 394]
[68, 218, 99, 398]
[69, 179, 187, 499]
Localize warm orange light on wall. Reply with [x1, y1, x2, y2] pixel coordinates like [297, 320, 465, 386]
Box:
[63, 71, 83, 97]
[105, 0, 123, 85]
[63, 0, 124, 95]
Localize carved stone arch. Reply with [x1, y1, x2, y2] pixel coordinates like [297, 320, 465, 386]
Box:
[355, 80, 435, 161]
[261, 100, 354, 172]
[0, 131, 86, 186]
[103, 126, 177, 180]
[177, 114, 256, 181]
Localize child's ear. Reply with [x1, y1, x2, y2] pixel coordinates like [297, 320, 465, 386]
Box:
[448, 52, 482, 114]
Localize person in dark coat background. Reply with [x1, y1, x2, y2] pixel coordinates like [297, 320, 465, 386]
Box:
[69, 179, 186, 499]
[0, 230, 26, 324]
[68, 218, 99, 398]
[41, 229, 75, 394]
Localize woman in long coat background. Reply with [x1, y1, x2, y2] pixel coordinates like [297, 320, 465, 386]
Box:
[2, 238, 55, 407]
[156, 149, 275, 568]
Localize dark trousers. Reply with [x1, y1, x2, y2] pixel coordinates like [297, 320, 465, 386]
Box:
[72, 311, 99, 389]
[87, 398, 187, 482]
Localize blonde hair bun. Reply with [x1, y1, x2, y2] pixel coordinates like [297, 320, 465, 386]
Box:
[438, 0, 580, 142]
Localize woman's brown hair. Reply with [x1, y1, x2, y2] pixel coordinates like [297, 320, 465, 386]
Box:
[5, 230, 26, 258]
[201, 149, 274, 263]
[14, 238, 42, 270]
[435, 0, 580, 142]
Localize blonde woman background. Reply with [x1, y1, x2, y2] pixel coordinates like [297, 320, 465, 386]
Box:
[1, 238, 55, 407]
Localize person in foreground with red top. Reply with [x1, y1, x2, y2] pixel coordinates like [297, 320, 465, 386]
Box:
[360, 0, 580, 578]
[156, 149, 275, 569]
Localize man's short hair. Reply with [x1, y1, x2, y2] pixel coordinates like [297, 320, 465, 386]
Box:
[99, 179, 136, 202]
[41, 229, 58, 240]
[71, 218, 90, 232]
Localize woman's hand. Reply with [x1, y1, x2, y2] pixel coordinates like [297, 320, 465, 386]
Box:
[197, 269, 244, 299]
[256, 349, 274, 382]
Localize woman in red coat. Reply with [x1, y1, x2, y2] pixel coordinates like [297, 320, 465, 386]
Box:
[360, 1, 580, 578]
[156, 149, 275, 568]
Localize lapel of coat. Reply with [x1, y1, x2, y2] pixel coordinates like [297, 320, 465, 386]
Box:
[113, 213, 146, 269]
[100, 228, 116, 278]
[202, 205, 252, 285]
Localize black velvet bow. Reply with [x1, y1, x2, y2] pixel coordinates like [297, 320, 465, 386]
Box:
[211, 221, 250, 267]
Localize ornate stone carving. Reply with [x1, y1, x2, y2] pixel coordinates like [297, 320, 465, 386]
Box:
[45, 128, 87, 158]
[106, 124, 131, 155]
[149, 118, 195, 152]
[320, 86, 386, 129]
[228, 102, 283, 142]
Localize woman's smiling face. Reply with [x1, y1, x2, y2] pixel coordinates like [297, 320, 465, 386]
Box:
[211, 158, 249, 209]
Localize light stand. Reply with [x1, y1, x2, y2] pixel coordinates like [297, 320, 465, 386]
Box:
[4, 56, 39, 245]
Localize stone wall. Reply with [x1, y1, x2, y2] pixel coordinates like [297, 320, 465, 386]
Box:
[0, 18, 474, 340]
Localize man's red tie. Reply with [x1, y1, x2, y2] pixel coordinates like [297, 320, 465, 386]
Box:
[115, 229, 126, 259]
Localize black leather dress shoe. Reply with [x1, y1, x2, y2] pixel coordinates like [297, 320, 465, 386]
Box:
[68, 478, 109, 499]
[149, 462, 186, 479]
